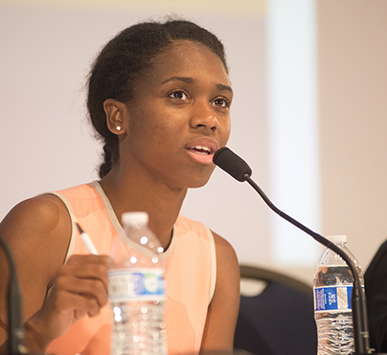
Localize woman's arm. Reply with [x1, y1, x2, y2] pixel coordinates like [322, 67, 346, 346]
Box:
[200, 231, 240, 353]
[0, 195, 108, 353]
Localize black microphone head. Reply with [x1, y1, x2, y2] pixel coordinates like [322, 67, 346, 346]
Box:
[213, 147, 252, 182]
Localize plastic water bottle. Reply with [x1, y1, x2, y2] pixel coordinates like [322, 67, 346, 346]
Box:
[108, 211, 168, 355]
[313, 235, 364, 355]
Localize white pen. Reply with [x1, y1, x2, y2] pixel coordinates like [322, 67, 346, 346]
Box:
[76, 223, 99, 255]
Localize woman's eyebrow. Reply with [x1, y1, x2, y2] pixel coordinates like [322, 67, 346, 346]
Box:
[216, 83, 233, 94]
[161, 76, 194, 85]
[162, 76, 233, 94]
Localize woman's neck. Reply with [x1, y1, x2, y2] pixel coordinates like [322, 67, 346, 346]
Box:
[98, 166, 187, 249]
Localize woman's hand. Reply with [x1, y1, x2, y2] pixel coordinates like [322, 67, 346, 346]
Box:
[26, 254, 109, 348]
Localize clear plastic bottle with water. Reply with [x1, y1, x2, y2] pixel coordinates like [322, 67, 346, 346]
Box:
[108, 211, 168, 355]
[313, 235, 364, 355]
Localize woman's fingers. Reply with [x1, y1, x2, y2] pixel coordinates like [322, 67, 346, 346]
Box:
[54, 255, 109, 310]
[35, 254, 110, 340]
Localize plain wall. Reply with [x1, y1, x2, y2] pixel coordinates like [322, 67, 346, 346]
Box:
[318, 0, 387, 273]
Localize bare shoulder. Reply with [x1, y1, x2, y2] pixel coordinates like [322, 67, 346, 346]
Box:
[1, 193, 70, 230]
[0, 193, 72, 285]
[211, 230, 240, 310]
[211, 231, 239, 278]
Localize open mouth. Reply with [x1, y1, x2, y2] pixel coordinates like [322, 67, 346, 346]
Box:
[188, 145, 212, 155]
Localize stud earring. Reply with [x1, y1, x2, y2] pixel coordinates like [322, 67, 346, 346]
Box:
[116, 126, 122, 131]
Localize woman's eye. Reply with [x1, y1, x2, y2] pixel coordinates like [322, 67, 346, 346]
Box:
[212, 98, 229, 108]
[169, 91, 188, 100]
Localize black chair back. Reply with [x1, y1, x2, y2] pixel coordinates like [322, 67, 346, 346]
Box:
[234, 265, 317, 355]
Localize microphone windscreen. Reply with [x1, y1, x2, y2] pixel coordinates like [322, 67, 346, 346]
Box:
[213, 147, 252, 182]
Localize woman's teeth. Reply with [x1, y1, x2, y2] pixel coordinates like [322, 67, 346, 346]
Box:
[192, 146, 211, 154]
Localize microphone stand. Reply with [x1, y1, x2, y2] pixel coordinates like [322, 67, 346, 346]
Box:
[0, 235, 25, 355]
[243, 175, 373, 354]
[213, 146, 385, 354]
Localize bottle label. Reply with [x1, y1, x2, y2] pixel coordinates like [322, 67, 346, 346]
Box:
[313, 286, 353, 312]
[108, 268, 165, 302]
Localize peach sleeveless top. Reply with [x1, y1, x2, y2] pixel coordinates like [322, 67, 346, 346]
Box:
[45, 182, 216, 355]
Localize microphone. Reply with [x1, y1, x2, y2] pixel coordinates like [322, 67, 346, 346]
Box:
[213, 146, 376, 355]
[211, 147, 251, 182]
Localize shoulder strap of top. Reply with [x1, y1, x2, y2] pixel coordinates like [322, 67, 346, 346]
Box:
[205, 226, 217, 305]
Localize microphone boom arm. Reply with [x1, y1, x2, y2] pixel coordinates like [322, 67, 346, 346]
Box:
[243, 174, 370, 354]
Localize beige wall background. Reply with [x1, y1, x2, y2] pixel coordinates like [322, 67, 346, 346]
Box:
[318, 0, 387, 274]
[1, 0, 386, 285]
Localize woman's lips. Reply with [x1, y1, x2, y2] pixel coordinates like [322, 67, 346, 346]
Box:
[185, 138, 219, 165]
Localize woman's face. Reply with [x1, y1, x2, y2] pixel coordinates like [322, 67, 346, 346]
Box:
[120, 41, 232, 190]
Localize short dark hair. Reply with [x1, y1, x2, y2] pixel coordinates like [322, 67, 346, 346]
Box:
[86, 19, 228, 178]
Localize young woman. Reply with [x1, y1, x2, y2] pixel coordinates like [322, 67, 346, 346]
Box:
[0, 19, 240, 355]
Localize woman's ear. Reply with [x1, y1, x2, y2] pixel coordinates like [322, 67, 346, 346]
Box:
[103, 98, 127, 135]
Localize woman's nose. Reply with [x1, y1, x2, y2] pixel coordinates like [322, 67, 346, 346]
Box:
[190, 103, 219, 131]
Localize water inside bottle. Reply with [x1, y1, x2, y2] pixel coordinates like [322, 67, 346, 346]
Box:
[314, 266, 353, 287]
[314, 266, 355, 355]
